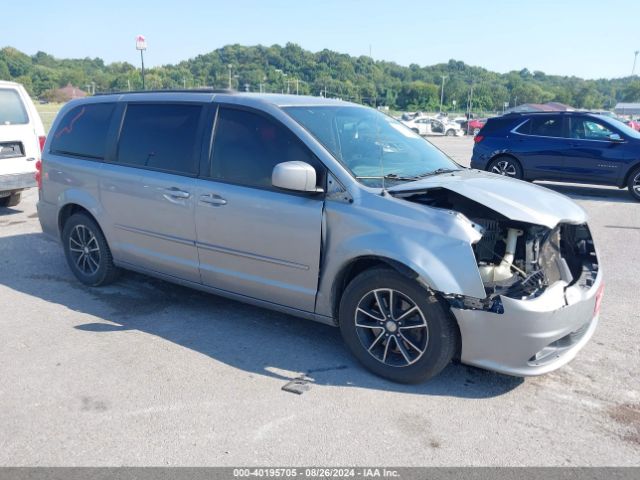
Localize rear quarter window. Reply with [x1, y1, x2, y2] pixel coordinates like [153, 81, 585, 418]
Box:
[0, 89, 29, 125]
[478, 117, 512, 135]
[50, 103, 116, 159]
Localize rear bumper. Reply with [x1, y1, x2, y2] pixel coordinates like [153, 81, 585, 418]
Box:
[0, 172, 36, 194]
[36, 198, 60, 241]
[451, 270, 603, 377]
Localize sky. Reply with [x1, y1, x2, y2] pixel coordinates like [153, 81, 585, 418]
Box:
[3, 0, 640, 79]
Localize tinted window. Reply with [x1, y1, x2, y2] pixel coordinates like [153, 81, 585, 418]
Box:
[211, 107, 322, 189]
[0, 89, 28, 125]
[529, 116, 565, 138]
[515, 119, 531, 134]
[117, 103, 202, 175]
[51, 103, 115, 159]
[571, 118, 614, 140]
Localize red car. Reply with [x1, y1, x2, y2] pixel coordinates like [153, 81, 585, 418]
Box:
[466, 118, 486, 135]
[627, 119, 640, 132]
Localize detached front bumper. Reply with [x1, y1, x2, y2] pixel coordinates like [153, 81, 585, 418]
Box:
[451, 270, 603, 377]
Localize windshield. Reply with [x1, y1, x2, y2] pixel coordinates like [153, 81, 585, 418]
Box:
[284, 105, 459, 187]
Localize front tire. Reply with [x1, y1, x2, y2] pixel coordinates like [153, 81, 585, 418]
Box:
[339, 268, 458, 384]
[487, 156, 523, 180]
[62, 213, 120, 286]
[628, 166, 640, 201]
[445, 129, 456, 136]
[0, 192, 21, 208]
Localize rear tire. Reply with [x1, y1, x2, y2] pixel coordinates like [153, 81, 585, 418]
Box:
[487, 156, 523, 180]
[628, 166, 640, 201]
[338, 267, 458, 384]
[0, 192, 21, 208]
[62, 213, 120, 286]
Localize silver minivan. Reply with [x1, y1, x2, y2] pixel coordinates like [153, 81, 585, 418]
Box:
[37, 91, 603, 383]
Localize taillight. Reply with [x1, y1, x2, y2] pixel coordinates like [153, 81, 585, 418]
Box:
[38, 135, 46, 152]
[35, 160, 42, 189]
[474, 134, 484, 143]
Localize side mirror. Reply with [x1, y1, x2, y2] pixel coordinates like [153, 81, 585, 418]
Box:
[609, 133, 624, 142]
[272, 161, 323, 193]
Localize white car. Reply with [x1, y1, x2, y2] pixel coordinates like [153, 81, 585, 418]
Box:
[402, 115, 463, 137]
[0, 81, 45, 208]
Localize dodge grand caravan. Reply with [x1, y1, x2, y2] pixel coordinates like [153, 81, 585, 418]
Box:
[37, 91, 603, 383]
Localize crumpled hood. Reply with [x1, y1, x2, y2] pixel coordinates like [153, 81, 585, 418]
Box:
[388, 169, 587, 229]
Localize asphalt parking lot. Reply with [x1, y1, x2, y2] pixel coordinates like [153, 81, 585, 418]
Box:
[1, 136, 639, 466]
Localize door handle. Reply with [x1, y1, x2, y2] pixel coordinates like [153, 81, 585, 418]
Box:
[162, 187, 191, 199]
[200, 193, 227, 206]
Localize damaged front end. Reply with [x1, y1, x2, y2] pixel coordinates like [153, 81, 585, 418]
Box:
[392, 185, 603, 376]
[394, 187, 599, 306]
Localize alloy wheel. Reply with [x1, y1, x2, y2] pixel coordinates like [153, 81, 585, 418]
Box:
[633, 172, 640, 195]
[491, 160, 517, 177]
[354, 288, 429, 367]
[68, 225, 101, 275]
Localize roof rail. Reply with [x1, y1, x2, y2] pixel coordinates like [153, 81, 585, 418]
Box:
[94, 88, 236, 96]
[503, 110, 589, 116]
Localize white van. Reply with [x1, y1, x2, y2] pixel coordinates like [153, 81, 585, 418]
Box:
[0, 81, 45, 207]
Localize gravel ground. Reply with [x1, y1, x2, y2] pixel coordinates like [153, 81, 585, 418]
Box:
[0, 136, 638, 466]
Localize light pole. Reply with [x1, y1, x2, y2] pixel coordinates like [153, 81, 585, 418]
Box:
[439, 75, 447, 113]
[228, 64, 233, 89]
[135, 35, 147, 90]
[633, 51, 639, 76]
[275, 69, 288, 93]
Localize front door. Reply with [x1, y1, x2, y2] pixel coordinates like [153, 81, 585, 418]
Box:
[194, 106, 324, 312]
[560, 117, 629, 184]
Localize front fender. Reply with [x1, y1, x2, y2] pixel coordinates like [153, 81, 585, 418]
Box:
[315, 199, 486, 318]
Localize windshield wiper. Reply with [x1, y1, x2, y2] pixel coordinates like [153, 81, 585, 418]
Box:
[355, 173, 417, 181]
[409, 168, 459, 179]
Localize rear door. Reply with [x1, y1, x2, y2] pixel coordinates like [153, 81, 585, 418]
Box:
[193, 105, 324, 312]
[99, 102, 205, 282]
[0, 87, 40, 177]
[511, 115, 570, 179]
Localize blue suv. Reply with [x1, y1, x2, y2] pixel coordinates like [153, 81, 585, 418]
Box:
[471, 112, 640, 201]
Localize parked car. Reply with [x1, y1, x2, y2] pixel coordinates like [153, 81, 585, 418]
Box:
[0, 80, 45, 207]
[471, 111, 640, 201]
[402, 116, 463, 136]
[627, 119, 640, 132]
[467, 118, 486, 135]
[38, 91, 602, 383]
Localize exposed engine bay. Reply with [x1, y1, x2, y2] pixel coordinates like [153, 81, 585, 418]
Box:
[393, 188, 599, 311]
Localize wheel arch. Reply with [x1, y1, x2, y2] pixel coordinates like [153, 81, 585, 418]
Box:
[620, 161, 640, 188]
[330, 255, 423, 321]
[488, 152, 521, 166]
